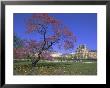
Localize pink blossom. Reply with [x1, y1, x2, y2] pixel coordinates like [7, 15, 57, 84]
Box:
[15, 13, 76, 63]
[41, 51, 54, 60]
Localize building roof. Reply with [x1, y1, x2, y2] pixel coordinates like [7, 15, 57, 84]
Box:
[89, 50, 97, 52]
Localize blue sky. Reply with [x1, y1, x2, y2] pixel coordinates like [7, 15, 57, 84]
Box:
[14, 13, 97, 54]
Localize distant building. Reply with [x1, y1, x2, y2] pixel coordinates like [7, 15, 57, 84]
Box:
[35, 51, 62, 58]
[74, 44, 97, 59]
[51, 52, 62, 57]
[89, 50, 97, 59]
[61, 53, 74, 58]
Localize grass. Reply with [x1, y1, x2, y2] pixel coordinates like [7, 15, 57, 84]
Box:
[14, 60, 97, 75]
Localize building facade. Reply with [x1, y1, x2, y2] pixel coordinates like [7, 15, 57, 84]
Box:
[89, 50, 97, 59]
[75, 44, 97, 59]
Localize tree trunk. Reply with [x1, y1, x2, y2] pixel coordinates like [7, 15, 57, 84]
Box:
[32, 59, 39, 67]
[32, 54, 40, 67]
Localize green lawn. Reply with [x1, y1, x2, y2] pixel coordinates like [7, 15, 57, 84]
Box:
[14, 61, 97, 75]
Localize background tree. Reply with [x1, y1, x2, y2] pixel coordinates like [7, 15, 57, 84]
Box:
[24, 13, 76, 67]
[14, 33, 27, 59]
[14, 33, 24, 48]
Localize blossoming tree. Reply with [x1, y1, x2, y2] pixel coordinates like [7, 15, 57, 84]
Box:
[14, 13, 76, 67]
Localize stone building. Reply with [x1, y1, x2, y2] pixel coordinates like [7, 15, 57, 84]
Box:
[51, 52, 62, 57]
[89, 50, 97, 59]
[75, 44, 97, 59]
[75, 44, 89, 59]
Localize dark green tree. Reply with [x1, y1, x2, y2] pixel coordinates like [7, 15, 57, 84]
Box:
[14, 33, 23, 48]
